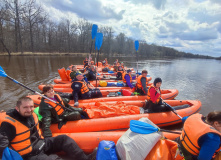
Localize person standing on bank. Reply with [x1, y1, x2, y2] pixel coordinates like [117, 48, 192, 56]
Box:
[135, 70, 149, 95]
[177, 111, 221, 160]
[39, 85, 88, 137]
[0, 96, 96, 160]
[144, 77, 171, 112]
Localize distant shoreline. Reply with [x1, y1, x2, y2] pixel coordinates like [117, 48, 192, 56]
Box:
[0, 52, 91, 57]
[0, 52, 220, 59]
[0, 52, 134, 57]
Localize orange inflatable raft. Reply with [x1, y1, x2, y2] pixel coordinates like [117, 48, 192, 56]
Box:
[56, 67, 151, 84]
[28, 96, 201, 132]
[31, 88, 179, 106]
[52, 131, 181, 154]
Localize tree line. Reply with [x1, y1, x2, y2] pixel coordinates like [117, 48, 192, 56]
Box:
[0, 0, 214, 59]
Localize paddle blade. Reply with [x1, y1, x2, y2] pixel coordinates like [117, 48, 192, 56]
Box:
[0, 66, 7, 77]
[95, 33, 103, 50]
[2, 147, 23, 160]
[134, 40, 139, 51]
[91, 24, 98, 40]
[130, 120, 159, 134]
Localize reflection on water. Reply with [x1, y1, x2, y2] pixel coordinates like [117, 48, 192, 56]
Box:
[0, 56, 221, 116]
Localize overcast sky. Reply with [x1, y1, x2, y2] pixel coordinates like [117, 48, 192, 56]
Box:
[37, 0, 221, 57]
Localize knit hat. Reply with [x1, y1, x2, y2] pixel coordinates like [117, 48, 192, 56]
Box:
[154, 77, 162, 86]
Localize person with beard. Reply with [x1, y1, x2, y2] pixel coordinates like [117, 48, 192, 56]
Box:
[0, 96, 97, 160]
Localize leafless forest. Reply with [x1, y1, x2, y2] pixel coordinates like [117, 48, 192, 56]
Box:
[0, 0, 213, 58]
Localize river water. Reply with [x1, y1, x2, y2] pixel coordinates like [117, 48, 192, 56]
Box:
[0, 56, 221, 116]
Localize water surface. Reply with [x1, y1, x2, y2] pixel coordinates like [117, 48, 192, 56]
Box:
[0, 56, 220, 116]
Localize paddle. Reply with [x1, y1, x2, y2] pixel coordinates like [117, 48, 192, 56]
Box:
[161, 98, 183, 119]
[2, 147, 23, 160]
[95, 33, 103, 88]
[0, 66, 73, 112]
[134, 40, 139, 77]
[130, 120, 181, 135]
[89, 24, 98, 65]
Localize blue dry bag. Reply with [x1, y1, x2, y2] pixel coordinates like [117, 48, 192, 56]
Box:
[96, 140, 118, 160]
[2, 147, 23, 160]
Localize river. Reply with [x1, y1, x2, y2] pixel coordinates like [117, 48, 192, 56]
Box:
[0, 56, 221, 116]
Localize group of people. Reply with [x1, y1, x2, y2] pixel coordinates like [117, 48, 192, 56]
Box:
[0, 57, 221, 160]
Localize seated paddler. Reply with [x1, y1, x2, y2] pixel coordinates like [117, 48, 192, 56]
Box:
[71, 73, 102, 106]
[39, 85, 88, 137]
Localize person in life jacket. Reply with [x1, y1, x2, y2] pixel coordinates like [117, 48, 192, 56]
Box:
[86, 65, 97, 81]
[122, 70, 134, 89]
[116, 66, 125, 80]
[39, 85, 89, 137]
[71, 73, 102, 106]
[0, 96, 97, 160]
[144, 77, 171, 113]
[135, 70, 149, 95]
[83, 57, 89, 68]
[177, 111, 221, 160]
[113, 59, 120, 71]
[102, 58, 108, 66]
[114, 59, 120, 66]
[70, 65, 88, 82]
[120, 62, 125, 69]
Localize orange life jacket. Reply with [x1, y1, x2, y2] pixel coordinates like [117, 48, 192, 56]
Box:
[0, 112, 43, 156]
[146, 85, 161, 104]
[136, 75, 149, 90]
[75, 80, 89, 94]
[44, 94, 65, 116]
[122, 73, 132, 83]
[180, 113, 221, 158]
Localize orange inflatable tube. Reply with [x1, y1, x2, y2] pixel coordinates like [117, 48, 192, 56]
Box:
[25, 99, 200, 133]
[58, 68, 69, 81]
[52, 131, 181, 154]
[54, 77, 152, 85]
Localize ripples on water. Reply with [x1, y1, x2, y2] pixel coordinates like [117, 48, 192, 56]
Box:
[0, 56, 221, 117]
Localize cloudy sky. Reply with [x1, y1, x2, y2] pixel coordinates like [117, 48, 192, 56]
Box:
[37, 0, 221, 57]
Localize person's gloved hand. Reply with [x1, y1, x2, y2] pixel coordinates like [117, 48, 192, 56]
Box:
[58, 119, 67, 130]
[0, 133, 9, 151]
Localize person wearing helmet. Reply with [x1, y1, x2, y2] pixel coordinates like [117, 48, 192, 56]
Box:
[144, 77, 171, 112]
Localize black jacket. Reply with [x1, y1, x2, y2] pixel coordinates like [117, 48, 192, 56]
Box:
[0, 109, 42, 157]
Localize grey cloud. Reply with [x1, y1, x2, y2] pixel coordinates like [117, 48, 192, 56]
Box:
[124, 0, 167, 10]
[210, 0, 221, 5]
[153, 0, 167, 10]
[187, 8, 221, 25]
[178, 28, 218, 41]
[163, 11, 178, 20]
[165, 21, 189, 33]
[45, 0, 125, 21]
[165, 42, 183, 47]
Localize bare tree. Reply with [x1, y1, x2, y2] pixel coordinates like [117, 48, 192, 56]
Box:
[22, 0, 46, 52]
